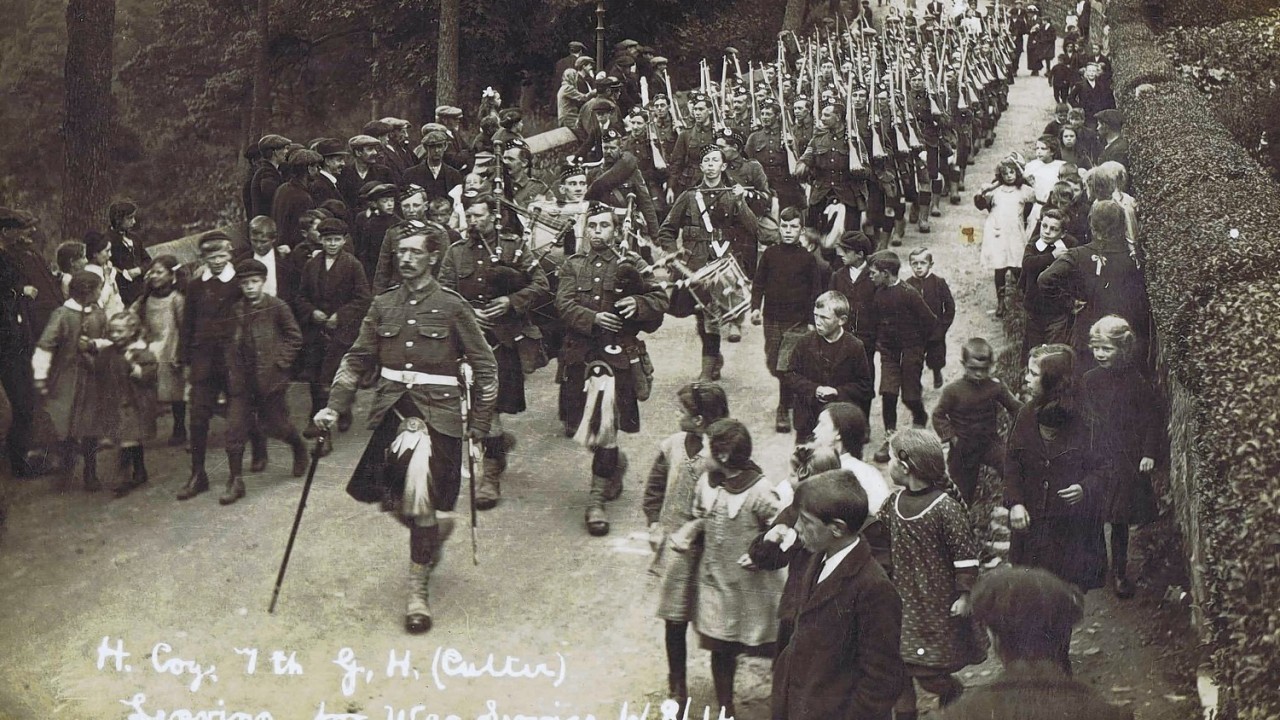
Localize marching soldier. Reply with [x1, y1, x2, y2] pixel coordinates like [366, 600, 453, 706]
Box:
[438, 194, 550, 511]
[668, 93, 717, 195]
[556, 204, 667, 536]
[657, 144, 759, 380]
[588, 128, 661, 239]
[796, 98, 867, 246]
[746, 98, 804, 212]
[313, 227, 498, 634]
[622, 108, 670, 219]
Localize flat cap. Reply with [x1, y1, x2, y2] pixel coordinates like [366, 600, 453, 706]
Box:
[422, 130, 450, 146]
[287, 148, 323, 166]
[379, 117, 411, 129]
[569, 40, 586, 51]
[614, 55, 636, 67]
[348, 134, 381, 148]
[235, 259, 268, 279]
[362, 120, 394, 137]
[257, 134, 292, 153]
[317, 218, 349, 236]
[650, 56, 668, 65]
[616, 39, 640, 49]
[435, 105, 463, 119]
[1094, 109, 1125, 129]
[575, 56, 596, 70]
[837, 230, 873, 253]
[360, 182, 398, 202]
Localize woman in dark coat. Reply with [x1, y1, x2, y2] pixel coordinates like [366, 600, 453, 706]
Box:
[1004, 344, 1107, 593]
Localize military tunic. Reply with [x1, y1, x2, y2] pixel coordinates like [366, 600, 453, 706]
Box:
[746, 125, 804, 210]
[669, 122, 716, 195]
[330, 277, 498, 510]
[555, 247, 667, 433]
[800, 128, 867, 212]
[438, 229, 550, 415]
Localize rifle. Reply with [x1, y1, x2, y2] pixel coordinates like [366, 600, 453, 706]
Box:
[662, 71, 685, 130]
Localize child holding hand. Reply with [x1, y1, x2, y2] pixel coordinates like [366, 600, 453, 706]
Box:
[881, 429, 985, 718]
[99, 312, 158, 497]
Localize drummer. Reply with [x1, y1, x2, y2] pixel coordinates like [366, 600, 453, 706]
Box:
[657, 144, 760, 381]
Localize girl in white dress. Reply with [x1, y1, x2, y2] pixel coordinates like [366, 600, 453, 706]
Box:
[978, 159, 1036, 317]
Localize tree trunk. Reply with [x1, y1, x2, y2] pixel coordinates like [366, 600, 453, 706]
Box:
[436, 0, 459, 107]
[782, 0, 809, 31]
[62, 0, 116, 240]
[248, 0, 271, 144]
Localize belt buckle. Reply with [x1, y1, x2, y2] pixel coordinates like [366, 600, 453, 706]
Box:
[405, 417, 426, 433]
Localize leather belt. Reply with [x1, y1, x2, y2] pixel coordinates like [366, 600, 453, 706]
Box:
[380, 367, 458, 388]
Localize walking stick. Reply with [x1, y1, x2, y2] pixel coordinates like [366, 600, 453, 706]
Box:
[268, 435, 327, 613]
[459, 362, 479, 565]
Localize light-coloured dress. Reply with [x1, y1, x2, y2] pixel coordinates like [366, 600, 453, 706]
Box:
[981, 183, 1037, 270]
[135, 291, 185, 402]
[648, 432, 712, 622]
[691, 465, 786, 648]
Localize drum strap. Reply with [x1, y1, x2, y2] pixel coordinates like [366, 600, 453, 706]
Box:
[694, 191, 715, 233]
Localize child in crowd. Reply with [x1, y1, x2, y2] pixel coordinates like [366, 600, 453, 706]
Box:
[131, 255, 187, 445]
[881, 429, 985, 718]
[1048, 56, 1076, 104]
[868, 250, 937, 463]
[801, 225, 834, 287]
[931, 338, 1023, 503]
[99, 312, 158, 498]
[771, 469, 906, 720]
[32, 271, 109, 491]
[906, 247, 955, 389]
[217, 259, 310, 506]
[808, 402, 894, 571]
[177, 232, 243, 501]
[84, 230, 126, 318]
[55, 240, 87, 299]
[296, 218, 371, 435]
[643, 382, 731, 707]
[782, 291, 874, 443]
[977, 159, 1036, 318]
[1043, 102, 1072, 138]
[1020, 209, 1078, 359]
[670, 419, 785, 718]
[1083, 316, 1161, 600]
[751, 206, 823, 434]
[829, 231, 879, 415]
[747, 443, 842, 650]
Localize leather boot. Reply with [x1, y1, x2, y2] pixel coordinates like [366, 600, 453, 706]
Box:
[874, 229, 890, 252]
[585, 475, 610, 536]
[476, 458, 502, 510]
[405, 561, 434, 634]
[892, 218, 906, 246]
[219, 453, 246, 505]
[176, 471, 209, 500]
[113, 447, 148, 498]
[775, 405, 791, 433]
[908, 203, 920, 225]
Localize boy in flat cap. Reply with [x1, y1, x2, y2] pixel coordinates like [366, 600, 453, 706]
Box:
[217, 258, 310, 505]
[1094, 110, 1129, 168]
[296, 218, 371, 436]
[251, 134, 292, 219]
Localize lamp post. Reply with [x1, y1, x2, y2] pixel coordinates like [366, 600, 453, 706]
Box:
[595, 0, 606, 71]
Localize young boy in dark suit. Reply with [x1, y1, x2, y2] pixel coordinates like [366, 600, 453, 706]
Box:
[906, 247, 955, 389]
[751, 206, 824, 433]
[782, 291, 874, 442]
[772, 469, 905, 720]
[868, 250, 937, 463]
[218, 259, 311, 506]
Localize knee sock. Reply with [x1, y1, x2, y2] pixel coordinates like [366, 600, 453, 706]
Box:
[709, 650, 737, 711]
[410, 524, 441, 565]
[882, 393, 899, 433]
[664, 621, 688, 680]
[171, 402, 187, 434]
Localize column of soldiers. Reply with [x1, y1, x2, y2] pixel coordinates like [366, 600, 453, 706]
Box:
[2, 6, 1025, 637]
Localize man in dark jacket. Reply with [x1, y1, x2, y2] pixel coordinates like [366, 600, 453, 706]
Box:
[311, 138, 349, 205]
[1068, 62, 1115, 126]
[773, 470, 906, 720]
[251, 134, 291, 219]
[1094, 109, 1131, 169]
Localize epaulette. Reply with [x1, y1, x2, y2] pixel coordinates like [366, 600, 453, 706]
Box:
[447, 237, 468, 248]
[378, 284, 402, 294]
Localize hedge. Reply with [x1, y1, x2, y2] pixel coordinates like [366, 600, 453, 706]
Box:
[1109, 0, 1280, 715]
[1106, 22, 1178, 95]
[1154, 0, 1278, 28]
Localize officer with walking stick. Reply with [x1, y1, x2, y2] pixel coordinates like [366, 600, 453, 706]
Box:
[313, 226, 497, 634]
